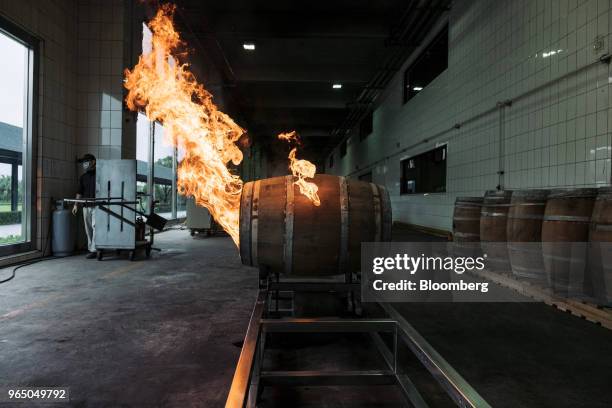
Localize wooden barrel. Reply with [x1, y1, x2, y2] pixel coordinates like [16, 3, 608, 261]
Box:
[542, 188, 597, 297]
[507, 189, 549, 282]
[452, 197, 483, 257]
[453, 197, 483, 242]
[480, 190, 513, 272]
[588, 187, 612, 305]
[239, 174, 392, 276]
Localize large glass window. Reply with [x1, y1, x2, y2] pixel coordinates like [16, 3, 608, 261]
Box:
[359, 111, 373, 141]
[135, 22, 184, 221]
[400, 145, 447, 195]
[403, 25, 448, 104]
[0, 23, 35, 254]
[136, 114, 182, 219]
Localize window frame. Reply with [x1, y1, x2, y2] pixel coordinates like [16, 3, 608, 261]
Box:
[400, 145, 447, 195]
[340, 140, 347, 158]
[0, 15, 39, 256]
[359, 111, 373, 141]
[402, 24, 449, 104]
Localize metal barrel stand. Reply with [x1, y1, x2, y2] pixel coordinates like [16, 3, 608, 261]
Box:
[226, 270, 491, 408]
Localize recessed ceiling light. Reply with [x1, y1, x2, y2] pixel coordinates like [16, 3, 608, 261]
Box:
[413, 86, 423, 91]
[243, 43, 256, 51]
[332, 83, 342, 89]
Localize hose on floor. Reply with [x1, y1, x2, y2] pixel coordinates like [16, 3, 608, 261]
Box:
[0, 200, 55, 285]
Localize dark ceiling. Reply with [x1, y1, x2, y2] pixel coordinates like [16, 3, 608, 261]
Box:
[168, 0, 450, 166]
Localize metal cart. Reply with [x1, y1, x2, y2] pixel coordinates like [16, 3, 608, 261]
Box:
[64, 196, 166, 261]
[186, 197, 218, 236]
[65, 160, 166, 261]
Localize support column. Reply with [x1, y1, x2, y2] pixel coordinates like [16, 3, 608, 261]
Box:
[148, 120, 155, 243]
[11, 162, 18, 212]
[171, 145, 177, 219]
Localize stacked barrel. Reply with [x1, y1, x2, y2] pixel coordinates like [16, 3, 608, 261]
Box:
[507, 190, 549, 283]
[452, 187, 612, 305]
[589, 188, 612, 305]
[541, 189, 597, 298]
[480, 190, 513, 272]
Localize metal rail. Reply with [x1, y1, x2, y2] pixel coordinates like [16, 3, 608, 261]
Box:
[63, 198, 140, 205]
[226, 281, 490, 408]
[382, 303, 492, 408]
[225, 291, 267, 408]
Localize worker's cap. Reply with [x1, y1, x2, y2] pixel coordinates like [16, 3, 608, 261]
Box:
[77, 153, 96, 163]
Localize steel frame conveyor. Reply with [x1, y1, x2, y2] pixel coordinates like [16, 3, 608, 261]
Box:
[225, 271, 491, 408]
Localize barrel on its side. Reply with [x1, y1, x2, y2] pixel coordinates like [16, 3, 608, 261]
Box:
[588, 187, 612, 305]
[542, 188, 597, 297]
[480, 190, 513, 272]
[239, 174, 392, 276]
[507, 189, 549, 282]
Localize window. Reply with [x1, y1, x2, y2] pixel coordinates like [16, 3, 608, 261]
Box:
[135, 23, 184, 220]
[0, 18, 37, 255]
[400, 145, 446, 194]
[340, 140, 347, 158]
[359, 111, 373, 141]
[403, 25, 448, 104]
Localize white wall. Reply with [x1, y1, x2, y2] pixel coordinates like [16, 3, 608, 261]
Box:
[75, 0, 126, 162]
[327, 0, 612, 233]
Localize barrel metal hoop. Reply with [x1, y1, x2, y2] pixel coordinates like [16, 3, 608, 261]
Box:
[543, 215, 590, 223]
[283, 176, 295, 275]
[371, 183, 382, 241]
[511, 265, 542, 273]
[239, 181, 254, 265]
[454, 232, 480, 238]
[507, 214, 544, 220]
[481, 211, 508, 217]
[592, 223, 612, 232]
[339, 177, 349, 276]
[507, 244, 543, 254]
[453, 217, 481, 221]
[511, 202, 546, 206]
[542, 253, 587, 263]
[251, 180, 261, 266]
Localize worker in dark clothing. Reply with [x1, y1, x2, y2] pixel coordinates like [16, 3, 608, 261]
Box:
[73, 154, 97, 258]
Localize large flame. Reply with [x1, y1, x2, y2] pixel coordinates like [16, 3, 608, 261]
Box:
[278, 131, 321, 206]
[124, 4, 244, 245]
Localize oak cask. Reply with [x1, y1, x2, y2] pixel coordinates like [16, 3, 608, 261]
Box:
[239, 175, 392, 276]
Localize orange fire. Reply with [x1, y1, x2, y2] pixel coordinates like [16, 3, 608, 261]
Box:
[278, 131, 321, 206]
[124, 4, 244, 245]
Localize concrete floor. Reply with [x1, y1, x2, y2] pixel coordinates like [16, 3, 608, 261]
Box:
[0, 229, 258, 407]
[1, 226, 611, 407]
[392, 224, 612, 408]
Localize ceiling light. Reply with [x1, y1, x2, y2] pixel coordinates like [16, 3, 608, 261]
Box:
[332, 83, 342, 89]
[243, 43, 256, 51]
[413, 86, 423, 91]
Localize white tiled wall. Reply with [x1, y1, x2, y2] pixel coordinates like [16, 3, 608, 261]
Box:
[327, 0, 612, 233]
[75, 0, 125, 161]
